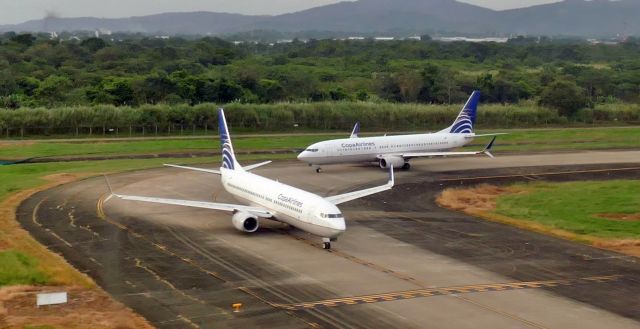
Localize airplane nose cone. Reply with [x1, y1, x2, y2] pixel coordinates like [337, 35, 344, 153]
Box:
[297, 151, 307, 161]
[333, 219, 346, 232]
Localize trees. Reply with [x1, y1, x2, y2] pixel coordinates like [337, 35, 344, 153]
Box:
[81, 37, 107, 52]
[102, 78, 136, 106]
[10, 34, 35, 47]
[539, 80, 588, 117]
[34, 75, 71, 106]
[0, 35, 638, 108]
[137, 73, 176, 104]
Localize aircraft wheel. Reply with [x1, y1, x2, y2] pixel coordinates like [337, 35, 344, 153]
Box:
[402, 163, 411, 170]
[316, 168, 322, 173]
[322, 242, 331, 250]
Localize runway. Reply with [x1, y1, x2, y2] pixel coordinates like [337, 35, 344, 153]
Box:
[17, 150, 640, 329]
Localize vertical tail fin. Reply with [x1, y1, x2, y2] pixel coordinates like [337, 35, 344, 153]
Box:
[218, 108, 241, 170]
[448, 90, 480, 134]
[350, 121, 360, 138]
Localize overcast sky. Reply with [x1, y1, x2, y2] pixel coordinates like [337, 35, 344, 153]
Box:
[0, 0, 562, 25]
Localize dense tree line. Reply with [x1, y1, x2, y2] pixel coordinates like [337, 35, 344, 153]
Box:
[0, 33, 639, 118]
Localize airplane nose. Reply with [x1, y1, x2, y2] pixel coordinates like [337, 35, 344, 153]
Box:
[297, 151, 307, 161]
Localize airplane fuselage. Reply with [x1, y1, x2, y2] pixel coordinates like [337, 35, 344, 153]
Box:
[298, 132, 473, 165]
[220, 168, 346, 238]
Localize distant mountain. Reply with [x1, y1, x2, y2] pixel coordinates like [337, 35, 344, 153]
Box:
[500, 0, 640, 37]
[0, 12, 261, 35]
[251, 0, 498, 34]
[1, 0, 638, 37]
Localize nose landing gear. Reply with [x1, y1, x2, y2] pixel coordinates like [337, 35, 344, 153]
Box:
[311, 165, 322, 173]
[322, 237, 331, 250]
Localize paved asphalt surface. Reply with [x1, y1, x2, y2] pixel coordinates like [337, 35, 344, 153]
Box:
[17, 150, 640, 329]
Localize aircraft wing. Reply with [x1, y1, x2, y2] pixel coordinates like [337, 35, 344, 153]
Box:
[325, 166, 394, 205]
[108, 193, 274, 218]
[401, 136, 497, 159]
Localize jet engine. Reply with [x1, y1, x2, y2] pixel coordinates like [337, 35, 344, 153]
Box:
[232, 212, 259, 233]
[379, 156, 405, 169]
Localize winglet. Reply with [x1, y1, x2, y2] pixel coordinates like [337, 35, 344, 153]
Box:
[350, 121, 360, 138]
[483, 136, 497, 159]
[103, 175, 116, 203]
[388, 165, 395, 187]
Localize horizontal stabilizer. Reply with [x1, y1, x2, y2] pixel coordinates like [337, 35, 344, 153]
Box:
[464, 133, 508, 139]
[242, 160, 272, 171]
[164, 164, 221, 175]
[165, 160, 271, 174]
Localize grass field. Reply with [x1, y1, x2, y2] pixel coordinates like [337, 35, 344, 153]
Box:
[495, 180, 640, 239]
[438, 180, 640, 256]
[0, 250, 49, 286]
[0, 126, 638, 161]
[0, 156, 224, 288]
[0, 156, 246, 202]
[0, 157, 224, 327]
[0, 135, 324, 160]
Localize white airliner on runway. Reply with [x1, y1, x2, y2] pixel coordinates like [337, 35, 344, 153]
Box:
[107, 109, 394, 249]
[298, 91, 502, 172]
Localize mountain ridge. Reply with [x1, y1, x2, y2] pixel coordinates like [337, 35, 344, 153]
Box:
[1, 0, 638, 37]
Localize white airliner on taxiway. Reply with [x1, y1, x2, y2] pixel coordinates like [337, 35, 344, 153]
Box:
[298, 91, 502, 172]
[107, 109, 394, 249]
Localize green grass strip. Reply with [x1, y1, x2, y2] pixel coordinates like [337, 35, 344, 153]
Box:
[0, 250, 49, 286]
[495, 180, 640, 239]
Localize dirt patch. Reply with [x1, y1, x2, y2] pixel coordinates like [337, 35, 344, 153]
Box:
[0, 285, 152, 329]
[594, 213, 640, 221]
[0, 141, 35, 148]
[437, 184, 517, 213]
[594, 240, 640, 257]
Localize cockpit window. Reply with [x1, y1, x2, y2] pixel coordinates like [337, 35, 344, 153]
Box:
[305, 148, 319, 152]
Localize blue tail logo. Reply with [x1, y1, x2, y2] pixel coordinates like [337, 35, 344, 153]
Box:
[350, 121, 360, 138]
[450, 90, 480, 134]
[218, 109, 237, 170]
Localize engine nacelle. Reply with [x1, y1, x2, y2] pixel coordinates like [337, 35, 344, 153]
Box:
[379, 156, 405, 169]
[232, 212, 259, 233]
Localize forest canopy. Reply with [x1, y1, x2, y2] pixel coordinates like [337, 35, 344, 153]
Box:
[0, 33, 639, 113]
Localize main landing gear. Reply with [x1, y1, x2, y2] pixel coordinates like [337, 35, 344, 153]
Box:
[322, 238, 331, 250]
